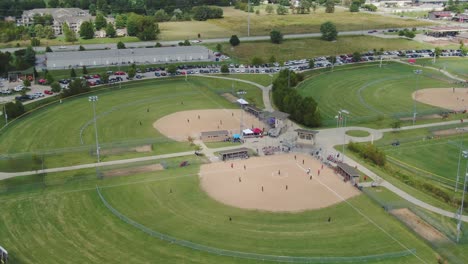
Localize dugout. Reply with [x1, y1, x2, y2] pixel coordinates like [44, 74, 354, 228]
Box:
[0, 245, 8, 264]
[295, 129, 319, 145]
[336, 163, 360, 183]
[219, 148, 250, 161]
[200, 130, 230, 142]
[244, 105, 263, 117]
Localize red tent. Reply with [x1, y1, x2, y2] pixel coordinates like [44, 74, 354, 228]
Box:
[408, 58, 416, 64]
[253, 128, 262, 134]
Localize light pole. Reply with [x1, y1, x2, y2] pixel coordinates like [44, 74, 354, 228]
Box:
[456, 150, 468, 243]
[340, 109, 349, 162]
[88, 96, 100, 163]
[455, 127, 467, 192]
[413, 69, 422, 126]
[247, 0, 251, 37]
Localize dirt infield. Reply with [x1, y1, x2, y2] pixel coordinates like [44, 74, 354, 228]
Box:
[390, 208, 449, 244]
[199, 153, 360, 212]
[103, 164, 164, 177]
[414, 88, 468, 111]
[153, 109, 265, 141]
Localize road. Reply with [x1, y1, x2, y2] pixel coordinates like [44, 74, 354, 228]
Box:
[0, 28, 410, 53]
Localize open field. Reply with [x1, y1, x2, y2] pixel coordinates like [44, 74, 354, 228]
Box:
[207, 6, 432, 38]
[0, 157, 442, 263]
[296, 62, 461, 128]
[0, 6, 432, 48]
[0, 77, 263, 171]
[207, 35, 434, 64]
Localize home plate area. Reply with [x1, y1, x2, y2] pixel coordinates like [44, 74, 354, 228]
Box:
[199, 153, 360, 212]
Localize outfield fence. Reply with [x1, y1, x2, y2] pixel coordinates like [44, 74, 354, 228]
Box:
[96, 186, 417, 263]
[362, 187, 468, 252]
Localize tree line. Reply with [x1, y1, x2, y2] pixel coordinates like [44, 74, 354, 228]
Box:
[272, 69, 321, 127]
[0, 0, 230, 17]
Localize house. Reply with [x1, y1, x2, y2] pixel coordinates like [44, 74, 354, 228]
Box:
[17, 8, 93, 35]
[428, 11, 453, 20]
[95, 29, 106, 38]
[116, 28, 128, 37]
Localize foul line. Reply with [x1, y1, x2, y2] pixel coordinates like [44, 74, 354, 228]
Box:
[294, 163, 427, 264]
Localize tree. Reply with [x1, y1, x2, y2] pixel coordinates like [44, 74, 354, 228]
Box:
[320, 22, 337, 41]
[101, 72, 109, 84]
[460, 41, 468, 56]
[221, 64, 229, 73]
[23, 79, 31, 87]
[404, 31, 415, 39]
[30, 38, 40, 46]
[265, 4, 274, 14]
[79, 21, 95, 39]
[79, 45, 85, 51]
[155, 42, 162, 47]
[34, 24, 44, 38]
[23, 46, 36, 66]
[352, 51, 362, 62]
[127, 67, 136, 79]
[350, 2, 360, 12]
[50, 81, 61, 93]
[325, 0, 335, 13]
[434, 47, 442, 58]
[362, 4, 377, 11]
[70, 68, 76, 78]
[105, 22, 116, 38]
[312, 2, 317, 13]
[117, 41, 126, 49]
[5, 101, 25, 119]
[270, 30, 283, 44]
[154, 9, 170, 22]
[166, 64, 177, 75]
[229, 35, 240, 46]
[82, 65, 88, 74]
[276, 5, 288, 15]
[391, 120, 401, 130]
[94, 13, 107, 30]
[48, 0, 59, 8]
[309, 59, 315, 68]
[63, 78, 90, 98]
[216, 43, 222, 52]
[43, 26, 55, 39]
[45, 72, 54, 84]
[115, 14, 127, 29]
[62, 23, 77, 42]
[45, 46, 52, 52]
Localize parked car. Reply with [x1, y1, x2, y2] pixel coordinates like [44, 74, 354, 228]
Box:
[44, 90, 53, 95]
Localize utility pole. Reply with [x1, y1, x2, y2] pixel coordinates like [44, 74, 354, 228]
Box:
[413, 70, 422, 126]
[247, 0, 251, 37]
[89, 96, 100, 163]
[456, 150, 468, 243]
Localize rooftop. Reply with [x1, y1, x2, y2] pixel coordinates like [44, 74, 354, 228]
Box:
[337, 163, 360, 177]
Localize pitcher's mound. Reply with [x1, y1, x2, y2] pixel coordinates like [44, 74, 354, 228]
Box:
[199, 154, 360, 212]
[153, 109, 265, 141]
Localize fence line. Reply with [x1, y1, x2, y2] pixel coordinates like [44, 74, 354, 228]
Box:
[96, 186, 416, 263]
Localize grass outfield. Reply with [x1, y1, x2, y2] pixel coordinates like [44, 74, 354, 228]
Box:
[0, 77, 263, 171]
[296, 62, 460, 128]
[0, 159, 442, 263]
[413, 57, 468, 80]
[379, 128, 468, 188]
[207, 36, 434, 64]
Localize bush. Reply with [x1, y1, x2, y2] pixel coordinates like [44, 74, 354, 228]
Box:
[117, 41, 126, 49]
[5, 101, 25, 119]
[192, 6, 223, 21]
[270, 30, 283, 44]
[50, 81, 61, 93]
[348, 141, 386, 166]
[320, 21, 337, 41]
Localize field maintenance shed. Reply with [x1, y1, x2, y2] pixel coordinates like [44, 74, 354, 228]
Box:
[218, 148, 250, 161]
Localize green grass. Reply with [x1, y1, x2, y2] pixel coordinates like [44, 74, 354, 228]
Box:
[297, 62, 461, 128]
[413, 57, 468, 80]
[346, 130, 371, 137]
[0, 35, 141, 49]
[0, 77, 263, 171]
[208, 6, 432, 38]
[0, 160, 442, 263]
[207, 35, 434, 64]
